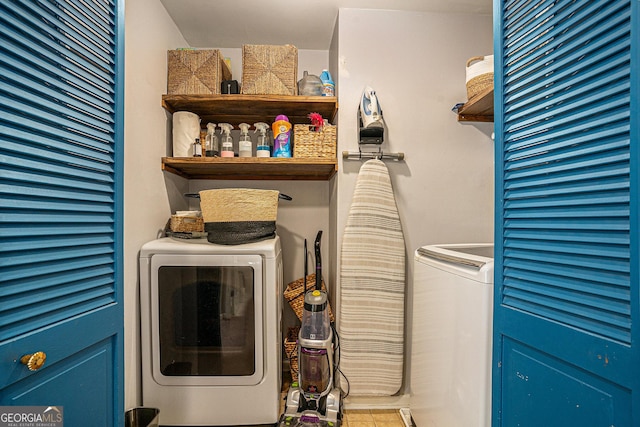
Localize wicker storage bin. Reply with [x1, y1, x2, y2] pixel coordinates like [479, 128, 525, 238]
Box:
[285, 326, 300, 382]
[293, 124, 337, 159]
[465, 55, 494, 100]
[167, 49, 232, 95]
[199, 188, 280, 245]
[170, 215, 204, 232]
[241, 44, 298, 95]
[284, 273, 335, 322]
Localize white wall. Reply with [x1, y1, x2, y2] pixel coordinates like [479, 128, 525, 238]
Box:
[333, 8, 494, 407]
[124, 0, 189, 409]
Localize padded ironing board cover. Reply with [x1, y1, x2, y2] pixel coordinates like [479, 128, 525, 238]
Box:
[339, 159, 405, 396]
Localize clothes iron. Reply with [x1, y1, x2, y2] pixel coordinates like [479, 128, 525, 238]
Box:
[359, 86, 384, 129]
[358, 86, 384, 144]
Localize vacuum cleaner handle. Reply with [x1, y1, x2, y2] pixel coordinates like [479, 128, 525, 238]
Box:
[304, 239, 308, 293]
[315, 230, 323, 291]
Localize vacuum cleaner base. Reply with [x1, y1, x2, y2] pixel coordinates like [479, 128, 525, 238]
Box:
[279, 413, 341, 427]
[279, 387, 342, 427]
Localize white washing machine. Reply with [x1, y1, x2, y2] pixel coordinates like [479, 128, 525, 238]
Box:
[139, 236, 283, 426]
[410, 244, 493, 427]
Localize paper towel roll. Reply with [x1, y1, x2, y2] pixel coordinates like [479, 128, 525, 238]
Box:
[172, 111, 201, 157]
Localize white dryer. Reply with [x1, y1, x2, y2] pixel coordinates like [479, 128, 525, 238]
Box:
[139, 236, 283, 426]
[411, 244, 494, 427]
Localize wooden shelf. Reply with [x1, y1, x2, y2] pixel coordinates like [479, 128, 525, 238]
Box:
[161, 95, 339, 181]
[162, 157, 338, 181]
[456, 87, 494, 122]
[162, 94, 338, 127]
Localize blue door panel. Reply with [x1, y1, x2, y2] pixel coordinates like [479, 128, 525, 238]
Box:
[493, 0, 639, 424]
[497, 308, 633, 389]
[0, 306, 121, 389]
[1, 338, 115, 426]
[502, 337, 631, 427]
[0, 0, 124, 424]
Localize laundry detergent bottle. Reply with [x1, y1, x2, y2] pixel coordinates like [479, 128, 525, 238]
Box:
[272, 115, 292, 158]
[320, 70, 335, 96]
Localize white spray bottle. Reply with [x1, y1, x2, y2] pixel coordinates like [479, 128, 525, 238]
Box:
[219, 123, 234, 157]
[205, 122, 218, 156]
[238, 122, 253, 157]
[254, 122, 270, 158]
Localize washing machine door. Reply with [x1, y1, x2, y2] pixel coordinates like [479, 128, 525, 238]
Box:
[149, 253, 264, 386]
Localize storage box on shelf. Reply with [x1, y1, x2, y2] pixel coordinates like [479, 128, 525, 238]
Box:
[293, 124, 336, 159]
[161, 94, 339, 181]
[241, 44, 298, 95]
[167, 49, 232, 95]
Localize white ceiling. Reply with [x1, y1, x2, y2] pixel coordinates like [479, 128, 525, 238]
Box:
[160, 0, 492, 50]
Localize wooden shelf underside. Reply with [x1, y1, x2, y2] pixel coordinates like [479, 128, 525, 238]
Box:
[457, 87, 494, 122]
[162, 157, 338, 181]
[162, 94, 338, 127]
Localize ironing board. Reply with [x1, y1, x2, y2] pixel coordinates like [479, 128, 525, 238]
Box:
[339, 159, 405, 396]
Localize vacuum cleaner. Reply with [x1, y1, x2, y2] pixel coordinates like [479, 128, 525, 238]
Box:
[279, 231, 343, 427]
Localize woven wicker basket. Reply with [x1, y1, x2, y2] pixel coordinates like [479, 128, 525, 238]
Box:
[284, 273, 335, 322]
[241, 44, 298, 95]
[170, 215, 204, 232]
[199, 188, 280, 245]
[293, 124, 337, 159]
[285, 326, 300, 382]
[167, 49, 232, 95]
[465, 55, 494, 100]
[199, 189, 279, 223]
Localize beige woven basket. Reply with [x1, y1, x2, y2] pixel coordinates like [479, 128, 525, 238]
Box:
[285, 326, 300, 382]
[284, 273, 335, 322]
[241, 44, 298, 95]
[170, 215, 204, 232]
[465, 55, 494, 100]
[167, 49, 232, 95]
[199, 189, 280, 223]
[293, 124, 337, 159]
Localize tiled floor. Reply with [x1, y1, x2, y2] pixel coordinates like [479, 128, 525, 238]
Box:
[281, 372, 407, 427]
[342, 409, 405, 427]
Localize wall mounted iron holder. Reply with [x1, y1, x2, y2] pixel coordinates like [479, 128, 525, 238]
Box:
[342, 150, 405, 161]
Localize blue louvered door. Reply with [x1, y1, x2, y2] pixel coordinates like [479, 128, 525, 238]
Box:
[493, 0, 639, 425]
[0, 0, 124, 425]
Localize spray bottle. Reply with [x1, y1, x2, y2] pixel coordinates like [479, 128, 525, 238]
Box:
[272, 115, 292, 158]
[205, 123, 218, 156]
[219, 123, 234, 157]
[238, 123, 253, 157]
[254, 122, 270, 158]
